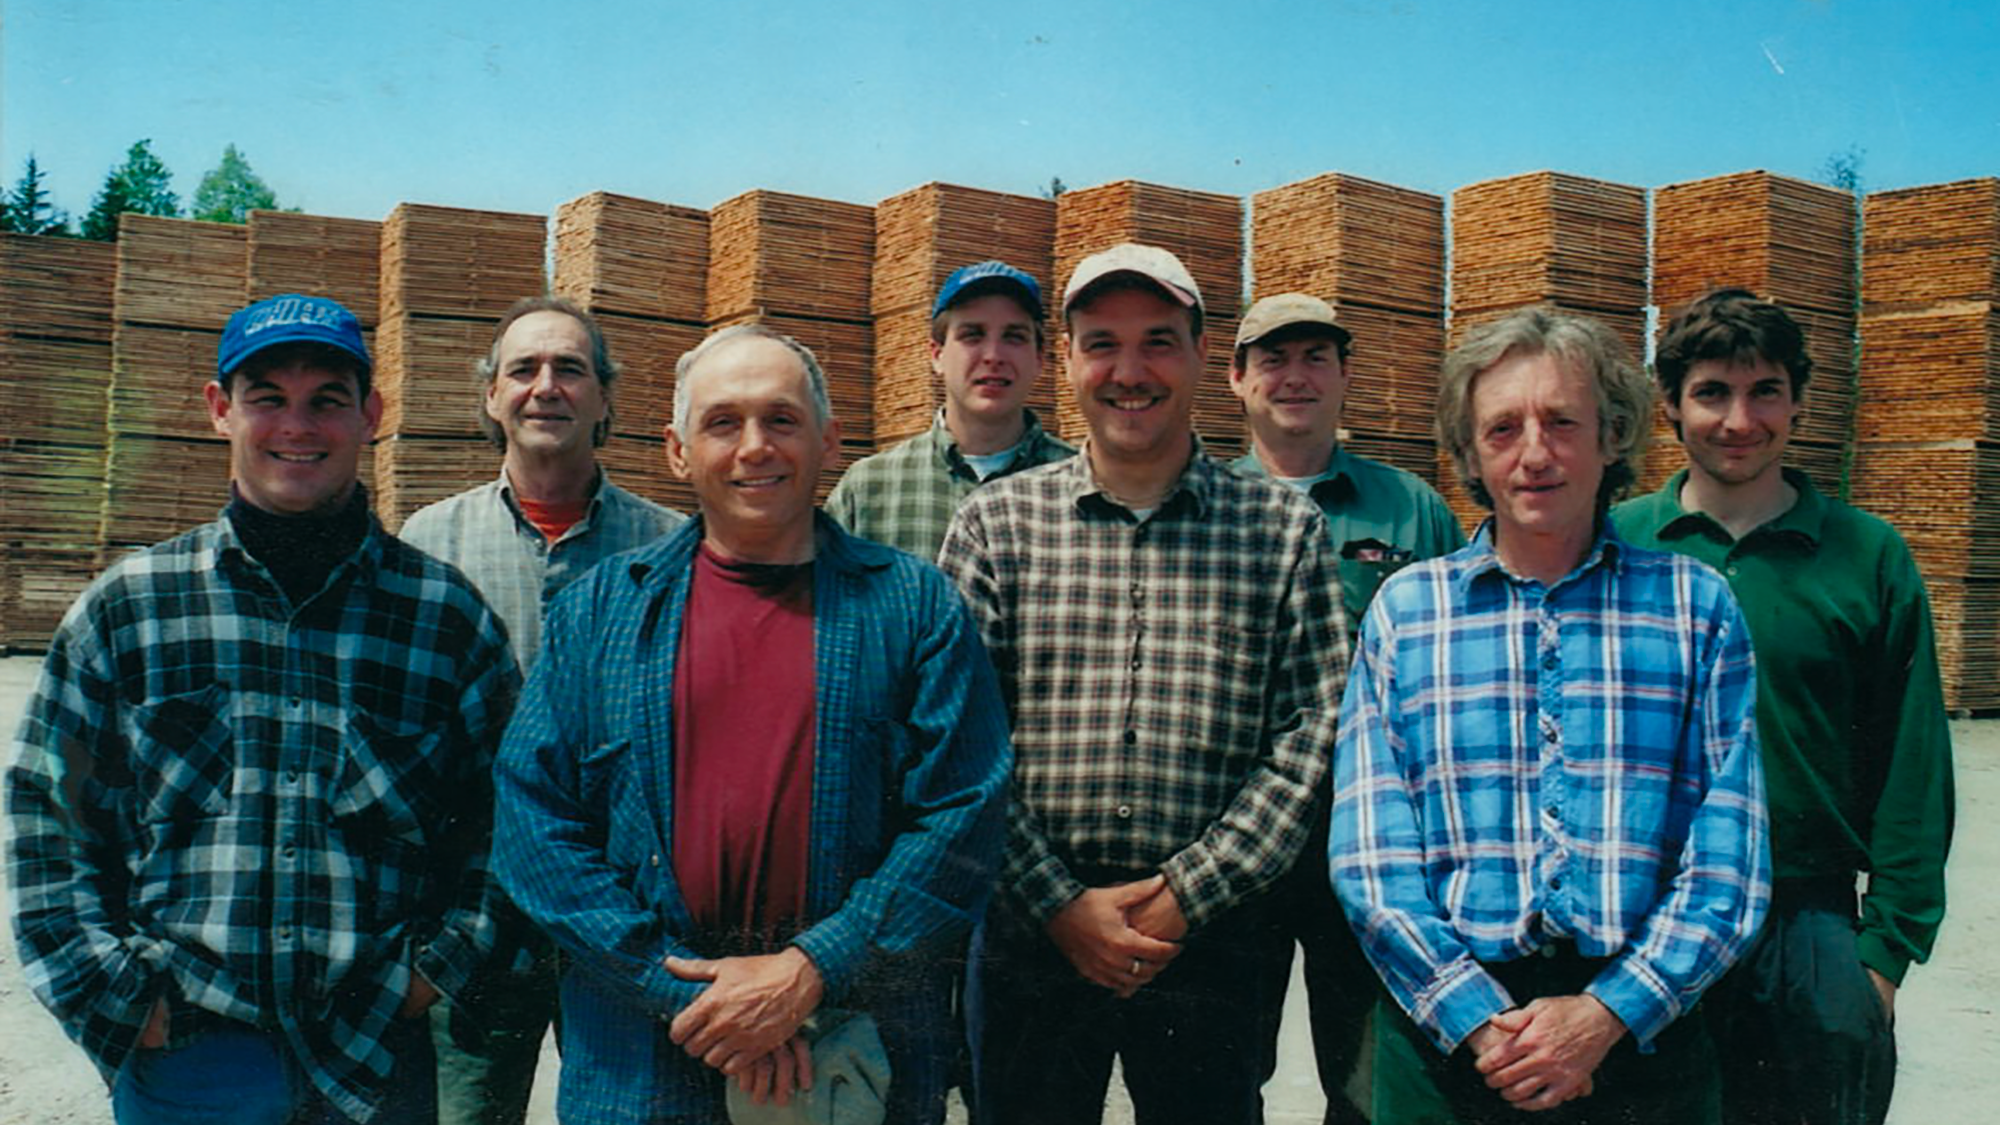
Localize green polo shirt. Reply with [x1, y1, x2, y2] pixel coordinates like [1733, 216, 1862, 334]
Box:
[1612, 468, 1955, 984]
[1231, 445, 1466, 634]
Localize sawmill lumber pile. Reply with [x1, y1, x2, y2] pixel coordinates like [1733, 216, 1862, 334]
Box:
[0, 234, 115, 649]
[708, 190, 876, 497]
[1253, 173, 1447, 490]
[871, 183, 1057, 445]
[1647, 171, 1857, 496]
[1442, 172, 1647, 530]
[246, 210, 381, 323]
[1853, 178, 2000, 709]
[1054, 180, 1245, 455]
[552, 191, 710, 514]
[374, 203, 545, 528]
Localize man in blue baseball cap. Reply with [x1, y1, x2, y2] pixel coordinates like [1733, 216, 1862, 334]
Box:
[826, 259, 1073, 558]
[8, 292, 520, 1123]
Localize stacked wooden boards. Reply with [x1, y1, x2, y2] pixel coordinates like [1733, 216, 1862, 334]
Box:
[0, 234, 115, 650]
[102, 214, 246, 552]
[1442, 172, 1648, 530]
[1649, 171, 1858, 496]
[554, 191, 710, 514]
[374, 203, 545, 529]
[1851, 178, 2000, 709]
[1055, 181, 1246, 456]
[1252, 173, 1448, 493]
[871, 184, 1057, 446]
[707, 190, 876, 498]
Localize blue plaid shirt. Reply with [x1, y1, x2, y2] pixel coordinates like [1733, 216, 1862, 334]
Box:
[1330, 525, 1769, 1054]
[6, 513, 519, 1122]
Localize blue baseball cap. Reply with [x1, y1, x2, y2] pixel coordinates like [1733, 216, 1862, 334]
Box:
[931, 260, 1044, 321]
[217, 293, 372, 382]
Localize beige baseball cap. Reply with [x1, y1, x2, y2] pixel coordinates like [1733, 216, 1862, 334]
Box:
[1235, 292, 1352, 350]
[1062, 243, 1203, 315]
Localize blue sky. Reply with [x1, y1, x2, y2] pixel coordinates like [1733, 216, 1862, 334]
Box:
[3, 0, 1994, 224]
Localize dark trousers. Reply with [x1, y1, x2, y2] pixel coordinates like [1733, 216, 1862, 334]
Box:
[1253, 805, 1375, 1125]
[114, 1016, 436, 1125]
[1374, 946, 1721, 1125]
[432, 900, 561, 1125]
[1705, 877, 1896, 1125]
[968, 897, 1290, 1125]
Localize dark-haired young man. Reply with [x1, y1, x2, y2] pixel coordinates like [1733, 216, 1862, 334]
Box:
[1612, 288, 1954, 1125]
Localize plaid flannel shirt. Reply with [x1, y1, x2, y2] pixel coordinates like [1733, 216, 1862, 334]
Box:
[6, 514, 519, 1122]
[937, 444, 1348, 932]
[398, 469, 685, 673]
[826, 408, 1074, 559]
[1330, 525, 1770, 1054]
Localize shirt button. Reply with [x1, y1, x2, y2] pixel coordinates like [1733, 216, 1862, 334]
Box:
[1543, 726, 1559, 743]
[651, 854, 661, 867]
[1122, 730, 1137, 746]
[1541, 651, 1557, 670]
[1550, 875, 1564, 890]
[282, 771, 299, 786]
[290, 697, 303, 709]
[1115, 804, 1134, 819]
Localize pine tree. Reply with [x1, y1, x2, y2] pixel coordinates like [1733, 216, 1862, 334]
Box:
[2, 154, 72, 235]
[191, 144, 281, 224]
[81, 139, 180, 241]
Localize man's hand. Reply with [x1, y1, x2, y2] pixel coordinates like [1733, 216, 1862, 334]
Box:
[1473, 994, 1624, 1112]
[1866, 967, 1897, 1023]
[1126, 878, 1189, 943]
[666, 948, 824, 1076]
[397, 970, 442, 1019]
[138, 997, 170, 1049]
[1045, 876, 1184, 999]
[734, 1035, 815, 1107]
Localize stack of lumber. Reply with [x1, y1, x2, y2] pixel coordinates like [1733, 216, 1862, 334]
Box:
[1443, 172, 1648, 530]
[708, 190, 876, 498]
[1852, 178, 2000, 709]
[374, 203, 545, 529]
[0, 234, 115, 650]
[553, 191, 709, 514]
[246, 210, 381, 321]
[1253, 173, 1446, 483]
[102, 215, 246, 552]
[1054, 180, 1246, 456]
[1647, 171, 1858, 496]
[871, 183, 1057, 445]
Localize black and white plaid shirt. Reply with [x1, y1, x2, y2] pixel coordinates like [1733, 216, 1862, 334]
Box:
[7, 513, 519, 1121]
[938, 443, 1348, 931]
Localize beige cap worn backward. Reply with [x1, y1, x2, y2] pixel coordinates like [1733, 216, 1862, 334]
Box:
[1235, 292, 1353, 349]
[1062, 243, 1204, 315]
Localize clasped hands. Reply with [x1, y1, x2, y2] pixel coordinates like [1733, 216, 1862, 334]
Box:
[665, 947, 824, 1108]
[1465, 994, 1626, 1113]
[1045, 874, 1186, 999]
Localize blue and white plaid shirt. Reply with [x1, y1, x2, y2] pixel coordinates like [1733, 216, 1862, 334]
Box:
[1330, 525, 1769, 1055]
[7, 513, 519, 1121]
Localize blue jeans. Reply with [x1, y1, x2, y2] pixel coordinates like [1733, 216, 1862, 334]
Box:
[113, 1017, 437, 1125]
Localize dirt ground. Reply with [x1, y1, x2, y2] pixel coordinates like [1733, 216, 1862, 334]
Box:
[2, 653, 1994, 1123]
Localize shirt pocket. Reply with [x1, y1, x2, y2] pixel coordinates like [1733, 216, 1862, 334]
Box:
[128, 683, 233, 824]
[333, 710, 449, 845]
[1169, 620, 1274, 758]
[577, 738, 657, 875]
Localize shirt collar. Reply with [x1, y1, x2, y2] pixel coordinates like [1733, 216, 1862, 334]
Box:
[1457, 514, 1626, 594]
[1645, 467, 1824, 550]
[1063, 434, 1214, 519]
[496, 464, 608, 537]
[931, 407, 1054, 478]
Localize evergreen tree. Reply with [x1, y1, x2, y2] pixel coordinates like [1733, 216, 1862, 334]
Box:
[81, 139, 180, 241]
[2, 154, 72, 235]
[191, 144, 281, 224]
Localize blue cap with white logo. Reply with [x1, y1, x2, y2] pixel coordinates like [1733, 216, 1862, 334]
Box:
[931, 260, 1044, 321]
[217, 293, 371, 382]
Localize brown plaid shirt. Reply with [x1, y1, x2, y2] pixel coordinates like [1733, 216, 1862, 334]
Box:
[938, 442, 1348, 931]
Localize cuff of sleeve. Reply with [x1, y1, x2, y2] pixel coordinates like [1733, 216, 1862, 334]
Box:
[1584, 956, 1672, 1050]
[791, 915, 867, 1002]
[1423, 960, 1515, 1054]
[415, 923, 479, 1000]
[1013, 854, 1089, 926]
[1157, 848, 1231, 932]
[1856, 931, 1913, 987]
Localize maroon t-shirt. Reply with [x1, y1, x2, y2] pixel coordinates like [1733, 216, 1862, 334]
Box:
[671, 544, 816, 954]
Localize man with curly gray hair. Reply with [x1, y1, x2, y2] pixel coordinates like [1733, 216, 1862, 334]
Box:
[1331, 308, 1770, 1123]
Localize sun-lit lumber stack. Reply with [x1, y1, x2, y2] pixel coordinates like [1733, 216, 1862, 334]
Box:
[707, 190, 875, 499]
[870, 183, 1058, 445]
[1252, 172, 1447, 490]
[1053, 181, 1246, 456]
[1442, 172, 1648, 530]
[0, 234, 115, 650]
[553, 191, 710, 514]
[1851, 178, 2000, 708]
[1648, 171, 1858, 496]
[374, 203, 545, 529]
[100, 215, 247, 553]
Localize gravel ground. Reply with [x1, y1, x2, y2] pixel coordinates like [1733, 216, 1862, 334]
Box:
[2, 654, 1994, 1123]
